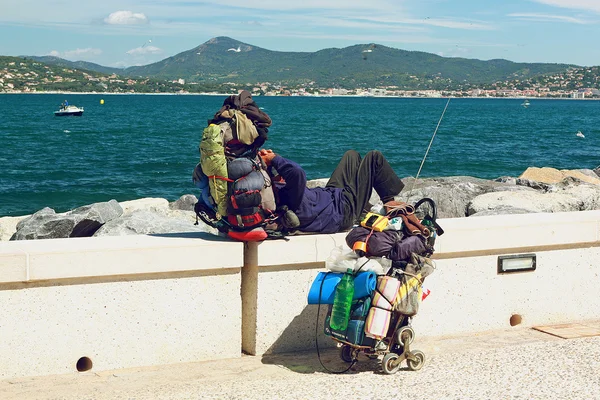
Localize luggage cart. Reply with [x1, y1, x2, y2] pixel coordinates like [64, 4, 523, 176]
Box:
[323, 198, 442, 375]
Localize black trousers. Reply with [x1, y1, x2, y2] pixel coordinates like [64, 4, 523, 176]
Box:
[326, 150, 405, 230]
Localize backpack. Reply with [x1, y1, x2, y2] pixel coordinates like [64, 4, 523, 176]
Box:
[193, 91, 280, 242]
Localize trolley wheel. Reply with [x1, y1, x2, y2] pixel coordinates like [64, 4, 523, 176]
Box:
[382, 352, 401, 375]
[406, 350, 425, 371]
[340, 345, 354, 363]
[396, 326, 415, 346]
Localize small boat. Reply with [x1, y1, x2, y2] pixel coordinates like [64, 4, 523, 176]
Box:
[576, 131, 585, 138]
[521, 99, 530, 107]
[54, 105, 84, 116]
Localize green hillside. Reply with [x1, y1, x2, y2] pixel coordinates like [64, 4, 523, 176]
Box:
[26, 56, 124, 76]
[122, 37, 575, 88]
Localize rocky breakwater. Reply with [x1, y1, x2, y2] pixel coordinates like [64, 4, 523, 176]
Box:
[1, 195, 217, 241]
[2, 166, 600, 241]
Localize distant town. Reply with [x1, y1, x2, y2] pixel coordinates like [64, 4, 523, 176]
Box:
[1, 58, 599, 99]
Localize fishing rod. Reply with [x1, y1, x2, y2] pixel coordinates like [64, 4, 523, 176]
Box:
[406, 97, 451, 199]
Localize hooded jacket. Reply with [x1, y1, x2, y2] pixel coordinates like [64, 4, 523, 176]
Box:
[271, 155, 345, 234]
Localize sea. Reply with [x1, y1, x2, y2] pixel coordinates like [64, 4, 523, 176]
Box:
[1, 93, 599, 217]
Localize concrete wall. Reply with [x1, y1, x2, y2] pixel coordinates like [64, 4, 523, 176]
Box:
[0, 233, 244, 379]
[246, 211, 600, 355]
[1, 210, 600, 378]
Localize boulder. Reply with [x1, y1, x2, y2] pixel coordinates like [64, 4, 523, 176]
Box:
[391, 176, 535, 219]
[10, 200, 124, 240]
[519, 167, 600, 186]
[93, 209, 216, 237]
[556, 183, 600, 211]
[169, 194, 198, 211]
[467, 191, 584, 216]
[119, 198, 169, 215]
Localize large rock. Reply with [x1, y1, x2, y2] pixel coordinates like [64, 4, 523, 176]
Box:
[467, 191, 585, 216]
[93, 209, 216, 237]
[119, 198, 169, 215]
[10, 200, 123, 240]
[169, 194, 198, 211]
[519, 167, 600, 185]
[392, 176, 535, 218]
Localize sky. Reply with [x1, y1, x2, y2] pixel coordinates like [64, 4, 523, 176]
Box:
[0, 0, 599, 68]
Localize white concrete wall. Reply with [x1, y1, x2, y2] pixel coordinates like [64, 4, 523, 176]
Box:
[0, 233, 244, 379]
[2, 210, 600, 378]
[248, 211, 600, 355]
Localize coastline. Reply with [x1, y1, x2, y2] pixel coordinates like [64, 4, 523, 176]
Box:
[1, 92, 599, 100]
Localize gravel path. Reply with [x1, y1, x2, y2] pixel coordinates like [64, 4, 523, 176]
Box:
[2, 327, 599, 400]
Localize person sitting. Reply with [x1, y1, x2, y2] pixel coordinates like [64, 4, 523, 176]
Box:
[259, 149, 405, 234]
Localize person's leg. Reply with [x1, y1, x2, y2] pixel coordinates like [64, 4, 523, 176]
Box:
[328, 150, 404, 230]
[326, 150, 361, 189]
[359, 150, 405, 203]
[326, 150, 364, 229]
[353, 150, 404, 215]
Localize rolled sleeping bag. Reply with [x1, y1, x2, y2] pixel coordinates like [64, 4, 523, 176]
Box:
[227, 157, 255, 180]
[364, 307, 392, 340]
[231, 170, 264, 192]
[307, 271, 377, 305]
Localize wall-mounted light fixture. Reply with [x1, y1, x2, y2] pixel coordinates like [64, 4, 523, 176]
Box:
[497, 254, 536, 274]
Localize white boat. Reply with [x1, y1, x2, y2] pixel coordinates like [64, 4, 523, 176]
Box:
[576, 131, 585, 138]
[54, 105, 84, 116]
[521, 99, 530, 107]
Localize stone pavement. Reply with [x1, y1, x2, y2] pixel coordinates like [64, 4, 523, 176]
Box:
[2, 326, 600, 400]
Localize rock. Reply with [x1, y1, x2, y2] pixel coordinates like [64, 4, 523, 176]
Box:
[10, 200, 123, 240]
[69, 200, 124, 237]
[119, 198, 169, 215]
[306, 178, 328, 189]
[467, 191, 584, 216]
[169, 194, 198, 211]
[390, 176, 534, 219]
[515, 178, 554, 192]
[93, 210, 216, 237]
[10, 208, 72, 240]
[165, 209, 199, 225]
[519, 167, 600, 186]
[557, 184, 600, 211]
[469, 207, 533, 217]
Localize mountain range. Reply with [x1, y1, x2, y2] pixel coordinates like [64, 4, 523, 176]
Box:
[26, 37, 577, 89]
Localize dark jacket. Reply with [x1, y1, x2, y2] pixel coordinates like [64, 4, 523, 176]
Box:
[271, 155, 345, 234]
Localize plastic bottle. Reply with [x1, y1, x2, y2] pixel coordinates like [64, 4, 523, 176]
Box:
[330, 268, 355, 331]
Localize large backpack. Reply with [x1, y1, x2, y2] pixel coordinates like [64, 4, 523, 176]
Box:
[194, 91, 279, 241]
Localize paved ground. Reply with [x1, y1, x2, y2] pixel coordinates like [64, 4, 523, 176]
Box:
[2, 326, 600, 400]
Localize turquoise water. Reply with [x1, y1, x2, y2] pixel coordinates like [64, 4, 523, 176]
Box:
[1, 94, 599, 216]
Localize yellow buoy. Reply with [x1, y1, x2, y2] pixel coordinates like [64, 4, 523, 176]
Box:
[100, 99, 104, 105]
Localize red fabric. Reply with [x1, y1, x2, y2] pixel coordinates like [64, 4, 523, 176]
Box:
[227, 228, 268, 242]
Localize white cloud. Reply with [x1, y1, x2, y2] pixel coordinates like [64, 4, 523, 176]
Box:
[508, 12, 589, 24]
[64, 48, 103, 57]
[126, 45, 162, 56]
[532, 0, 600, 13]
[47, 48, 102, 60]
[104, 11, 149, 25]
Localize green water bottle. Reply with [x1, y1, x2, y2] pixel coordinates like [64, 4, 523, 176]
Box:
[330, 268, 355, 331]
